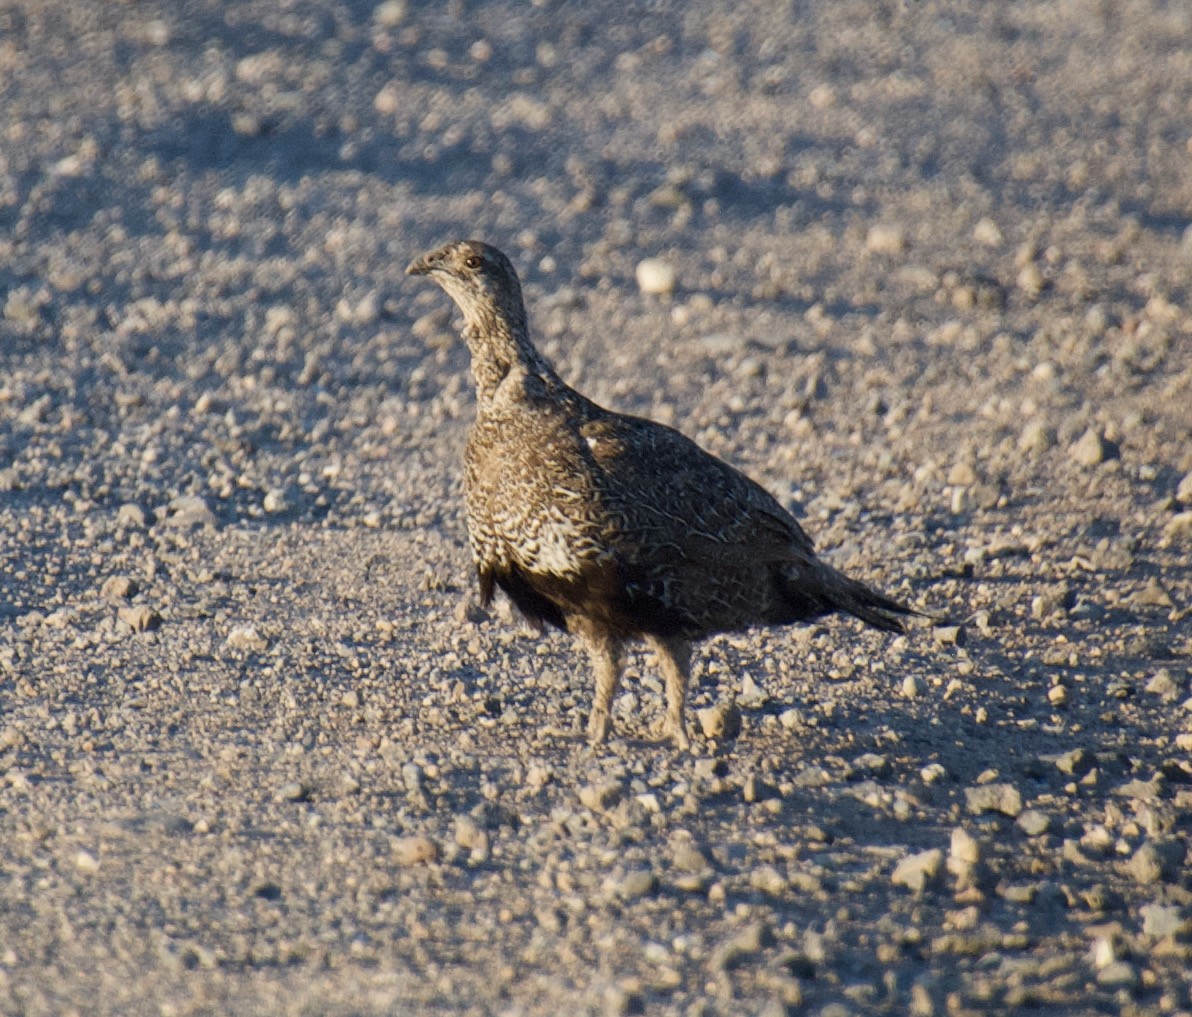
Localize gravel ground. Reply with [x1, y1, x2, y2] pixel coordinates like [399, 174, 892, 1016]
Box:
[2, 1, 1192, 1014]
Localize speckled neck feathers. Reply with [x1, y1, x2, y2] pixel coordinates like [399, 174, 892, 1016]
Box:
[453, 286, 559, 407]
[406, 240, 560, 405]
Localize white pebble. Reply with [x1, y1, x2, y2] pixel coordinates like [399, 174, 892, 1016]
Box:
[75, 850, 100, 875]
[866, 225, 907, 255]
[972, 218, 1003, 246]
[635, 258, 676, 295]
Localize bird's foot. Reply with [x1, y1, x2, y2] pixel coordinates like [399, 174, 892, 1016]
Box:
[650, 714, 691, 752]
[587, 709, 611, 746]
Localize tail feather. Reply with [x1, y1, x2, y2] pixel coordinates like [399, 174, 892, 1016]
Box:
[815, 565, 919, 633]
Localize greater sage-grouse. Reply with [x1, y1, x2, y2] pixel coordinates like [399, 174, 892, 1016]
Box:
[407, 240, 916, 750]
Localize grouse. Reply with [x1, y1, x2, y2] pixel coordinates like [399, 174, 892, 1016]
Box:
[407, 240, 917, 750]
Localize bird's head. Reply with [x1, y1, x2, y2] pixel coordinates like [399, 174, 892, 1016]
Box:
[406, 240, 526, 333]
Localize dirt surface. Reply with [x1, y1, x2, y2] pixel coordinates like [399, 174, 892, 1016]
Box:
[2, 1, 1192, 1014]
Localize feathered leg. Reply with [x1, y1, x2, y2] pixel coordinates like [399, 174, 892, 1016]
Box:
[579, 626, 624, 745]
[646, 635, 692, 750]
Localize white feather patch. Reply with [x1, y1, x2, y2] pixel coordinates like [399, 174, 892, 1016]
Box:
[529, 515, 583, 576]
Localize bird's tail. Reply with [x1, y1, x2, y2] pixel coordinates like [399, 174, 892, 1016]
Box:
[790, 563, 919, 633]
[824, 564, 918, 632]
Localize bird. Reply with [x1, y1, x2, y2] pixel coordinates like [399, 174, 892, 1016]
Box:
[407, 240, 918, 750]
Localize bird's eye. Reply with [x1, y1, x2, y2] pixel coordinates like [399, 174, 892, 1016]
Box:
[464, 255, 482, 269]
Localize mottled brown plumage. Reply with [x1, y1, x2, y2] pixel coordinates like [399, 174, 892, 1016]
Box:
[407, 240, 917, 749]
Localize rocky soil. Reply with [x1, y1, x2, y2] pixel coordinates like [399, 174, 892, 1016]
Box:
[1, 1, 1191, 1014]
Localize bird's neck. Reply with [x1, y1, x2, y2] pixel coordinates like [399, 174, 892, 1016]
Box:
[462, 310, 562, 406]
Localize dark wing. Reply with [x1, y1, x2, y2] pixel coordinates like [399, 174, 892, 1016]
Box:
[576, 410, 819, 635]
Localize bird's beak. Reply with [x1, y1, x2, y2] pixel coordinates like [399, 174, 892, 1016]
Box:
[406, 255, 432, 276]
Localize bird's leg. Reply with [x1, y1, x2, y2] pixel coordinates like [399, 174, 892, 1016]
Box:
[581, 629, 624, 745]
[646, 636, 692, 751]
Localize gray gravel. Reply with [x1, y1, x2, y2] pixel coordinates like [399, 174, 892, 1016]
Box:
[2, 1, 1192, 1015]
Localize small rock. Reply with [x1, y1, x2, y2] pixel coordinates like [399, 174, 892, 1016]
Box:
[118, 604, 161, 632]
[808, 83, 836, 108]
[892, 848, 944, 894]
[742, 773, 776, 804]
[964, 783, 1022, 818]
[1126, 842, 1181, 885]
[0, 727, 23, 751]
[1016, 263, 1044, 296]
[1140, 903, 1189, 941]
[909, 982, 935, 1017]
[932, 624, 964, 646]
[1164, 511, 1192, 543]
[263, 488, 289, 513]
[277, 782, 309, 803]
[1055, 747, 1095, 777]
[392, 835, 438, 866]
[999, 883, 1037, 904]
[1031, 583, 1072, 619]
[672, 871, 711, 894]
[739, 674, 767, 708]
[747, 863, 788, 896]
[579, 781, 623, 812]
[116, 502, 147, 528]
[226, 625, 268, 652]
[1095, 961, 1137, 988]
[4, 286, 48, 330]
[697, 701, 742, 740]
[165, 495, 216, 528]
[711, 921, 773, 972]
[949, 828, 981, 867]
[1068, 597, 1105, 621]
[1081, 825, 1113, 855]
[1069, 428, 1116, 467]
[74, 850, 100, 875]
[697, 332, 740, 355]
[101, 575, 138, 601]
[866, 225, 907, 255]
[901, 674, 922, 699]
[1016, 810, 1051, 837]
[612, 868, 657, 901]
[1019, 420, 1057, 453]
[1176, 470, 1192, 506]
[852, 753, 890, 777]
[972, 218, 1003, 246]
[947, 461, 977, 486]
[454, 816, 490, 859]
[694, 758, 728, 779]
[1115, 778, 1162, 803]
[1129, 578, 1173, 608]
[672, 842, 710, 873]
[602, 983, 644, 1017]
[1085, 303, 1110, 334]
[793, 766, 831, 788]
[1089, 935, 1117, 969]
[401, 763, 425, 797]
[920, 763, 947, 784]
[635, 258, 676, 295]
[1145, 668, 1183, 701]
[373, 0, 406, 27]
[779, 708, 804, 729]
[757, 996, 796, 1017]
